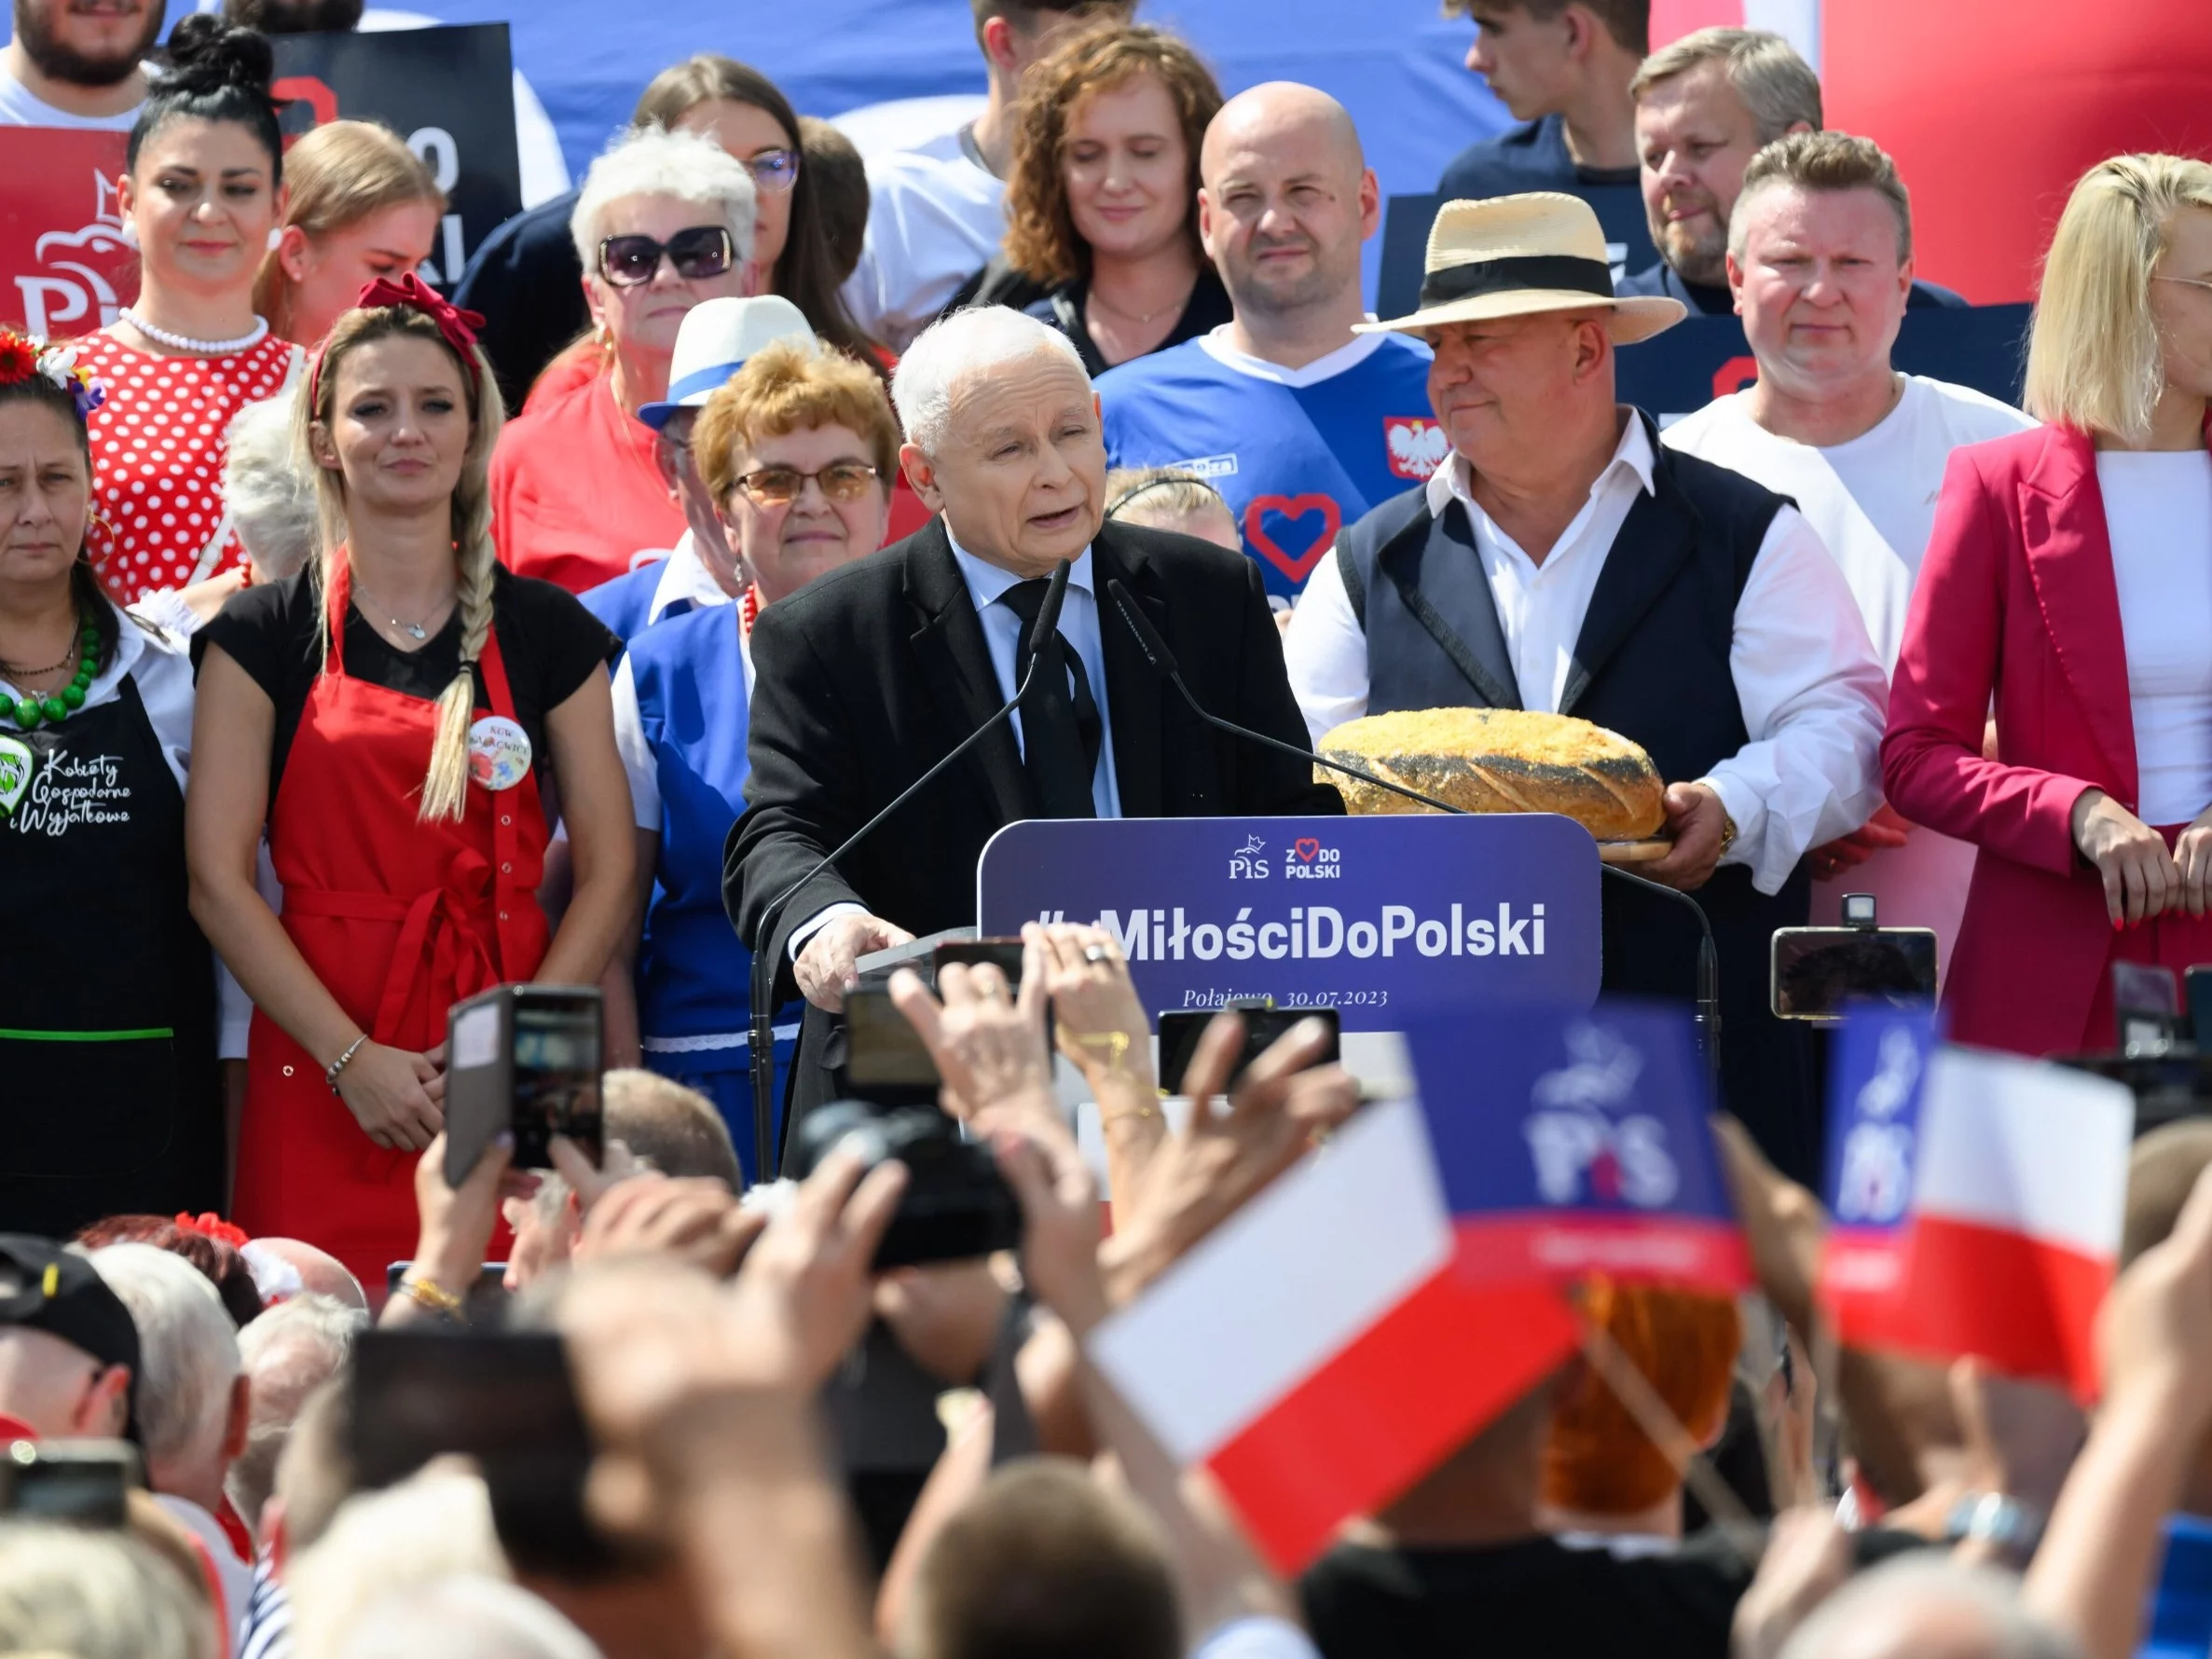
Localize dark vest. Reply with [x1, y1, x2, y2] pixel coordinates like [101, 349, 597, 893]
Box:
[1334, 421, 1822, 1183]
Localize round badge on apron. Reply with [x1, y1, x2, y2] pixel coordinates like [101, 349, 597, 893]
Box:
[467, 714, 532, 792]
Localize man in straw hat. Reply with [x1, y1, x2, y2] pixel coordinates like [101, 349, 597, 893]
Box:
[1282, 190, 1886, 1182]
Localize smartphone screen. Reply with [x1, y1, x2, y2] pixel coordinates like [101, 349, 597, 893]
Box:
[931, 939, 1025, 988]
[1157, 1007, 1341, 1094]
[1771, 928, 1938, 1019]
[844, 989, 941, 1089]
[513, 994, 603, 1169]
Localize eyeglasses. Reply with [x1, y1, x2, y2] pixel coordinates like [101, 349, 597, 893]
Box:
[735, 461, 879, 504]
[598, 226, 735, 287]
[2153, 274, 2212, 294]
[744, 148, 801, 195]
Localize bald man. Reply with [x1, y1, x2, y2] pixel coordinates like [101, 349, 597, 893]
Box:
[1097, 83, 1438, 606]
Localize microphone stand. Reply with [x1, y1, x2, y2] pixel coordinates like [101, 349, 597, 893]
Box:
[743, 560, 1074, 1182]
[1103, 579, 1724, 1094]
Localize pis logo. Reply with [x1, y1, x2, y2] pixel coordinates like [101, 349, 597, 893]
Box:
[1227, 833, 1271, 880]
[1521, 1022, 1680, 1208]
[1834, 1026, 1923, 1227]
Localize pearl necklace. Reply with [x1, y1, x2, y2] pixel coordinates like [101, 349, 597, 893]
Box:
[119, 309, 270, 356]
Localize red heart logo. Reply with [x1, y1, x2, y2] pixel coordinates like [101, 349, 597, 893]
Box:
[1295, 838, 1320, 861]
[1244, 493, 1343, 584]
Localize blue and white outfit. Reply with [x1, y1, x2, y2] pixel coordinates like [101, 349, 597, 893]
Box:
[578, 530, 733, 650]
[1097, 326, 1437, 603]
[611, 603, 793, 1173]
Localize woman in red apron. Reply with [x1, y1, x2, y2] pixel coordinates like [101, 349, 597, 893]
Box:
[185, 278, 637, 1289]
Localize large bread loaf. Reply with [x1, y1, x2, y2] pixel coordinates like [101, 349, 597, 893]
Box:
[1318, 707, 1667, 842]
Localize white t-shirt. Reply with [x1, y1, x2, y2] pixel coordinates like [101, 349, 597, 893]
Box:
[0, 62, 145, 129]
[2098, 449, 2212, 827]
[842, 128, 1005, 352]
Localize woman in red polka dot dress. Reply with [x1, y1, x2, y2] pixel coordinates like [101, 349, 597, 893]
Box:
[77, 19, 303, 610]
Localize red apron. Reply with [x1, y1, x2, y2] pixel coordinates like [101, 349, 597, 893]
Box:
[233, 565, 550, 1285]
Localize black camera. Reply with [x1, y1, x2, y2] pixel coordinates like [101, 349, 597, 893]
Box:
[787, 1102, 1022, 1268]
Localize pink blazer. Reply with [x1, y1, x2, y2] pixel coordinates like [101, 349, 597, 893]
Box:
[1882, 421, 2187, 1055]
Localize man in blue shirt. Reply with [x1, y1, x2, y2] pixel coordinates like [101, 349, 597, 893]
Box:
[1620, 29, 1966, 315]
[1435, 2, 1655, 281]
[1099, 84, 1436, 605]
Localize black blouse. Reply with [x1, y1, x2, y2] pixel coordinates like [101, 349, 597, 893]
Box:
[194, 565, 618, 801]
[1024, 266, 1236, 379]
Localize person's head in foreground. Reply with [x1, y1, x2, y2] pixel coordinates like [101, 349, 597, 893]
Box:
[1776, 1557, 2081, 1659]
[2024, 152, 2212, 449]
[238, 1237, 370, 1314]
[0, 1236, 139, 1443]
[333, 1574, 602, 1659]
[893, 307, 1105, 577]
[902, 1458, 1181, 1659]
[256, 119, 446, 349]
[227, 1294, 365, 1543]
[1443, 0, 1650, 124]
[1727, 130, 1916, 405]
[695, 336, 900, 604]
[1104, 467, 1240, 552]
[1631, 28, 1821, 289]
[86, 1243, 245, 1517]
[74, 1214, 262, 1329]
[0, 1520, 215, 1659]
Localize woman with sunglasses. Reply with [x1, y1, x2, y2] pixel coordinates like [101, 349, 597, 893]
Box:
[488, 127, 757, 595]
[605, 339, 894, 1167]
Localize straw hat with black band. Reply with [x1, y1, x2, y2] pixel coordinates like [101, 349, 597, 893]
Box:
[1357, 192, 1685, 344]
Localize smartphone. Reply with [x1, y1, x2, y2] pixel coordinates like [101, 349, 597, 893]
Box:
[0, 1440, 141, 1528]
[932, 938, 1026, 989]
[1770, 927, 1937, 1019]
[2187, 967, 2212, 1050]
[350, 1328, 612, 1575]
[446, 984, 605, 1186]
[844, 988, 941, 1090]
[2113, 962, 2181, 1054]
[1157, 1005, 1341, 1094]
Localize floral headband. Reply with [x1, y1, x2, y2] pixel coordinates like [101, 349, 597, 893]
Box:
[0, 329, 107, 420]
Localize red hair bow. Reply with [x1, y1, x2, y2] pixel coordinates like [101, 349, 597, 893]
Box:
[174, 1212, 250, 1249]
[356, 271, 485, 363]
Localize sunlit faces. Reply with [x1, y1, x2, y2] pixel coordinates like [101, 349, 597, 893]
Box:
[1062, 71, 1192, 264]
[0, 401, 91, 590]
[1459, 4, 1577, 123]
[1199, 101, 1376, 318]
[310, 334, 474, 518]
[1730, 184, 1911, 393]
[673, 97, 796, 281]
[2150, 206, 2212, 404]
[584, 193, 753, 362]
[1636, 62, 1770, 289]
[901, 350, 1106, 577]
[280, 198, 444, 349]
[1425, 310, 1607, 466]
[716, 421, 890, 606]
[117, 117, 281, 297]
[14, 0, 164, 85]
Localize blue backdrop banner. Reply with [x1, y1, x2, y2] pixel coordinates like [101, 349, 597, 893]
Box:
[974, 813, 1602, 1030]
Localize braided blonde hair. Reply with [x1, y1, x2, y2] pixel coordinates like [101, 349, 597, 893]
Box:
[300, 305, 507, 822]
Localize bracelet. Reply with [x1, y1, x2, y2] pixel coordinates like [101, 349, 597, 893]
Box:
[1060, 1027, 1142, 1073]
[324, 1034, 367, 1094]
[397, 1276, 467, 1323]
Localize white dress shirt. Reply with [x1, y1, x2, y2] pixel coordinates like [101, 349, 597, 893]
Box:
[840, 130, 1006, 353]
[1284, 412, 1888, 894]
[642, 530, 735, 630]
[2099, 449, 2212, 827]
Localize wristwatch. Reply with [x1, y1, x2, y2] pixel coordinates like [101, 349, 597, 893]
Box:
[1716, 807, 1738, 857]
[1942, 1490, 2044, 1560]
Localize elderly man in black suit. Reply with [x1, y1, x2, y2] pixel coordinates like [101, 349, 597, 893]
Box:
[726, 304, 1341, 1115]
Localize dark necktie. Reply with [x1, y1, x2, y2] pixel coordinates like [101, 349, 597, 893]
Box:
[998, 578, 1103, 819]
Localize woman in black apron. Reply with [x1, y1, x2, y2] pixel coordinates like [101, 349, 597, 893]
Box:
[0, 330, 221, 1240]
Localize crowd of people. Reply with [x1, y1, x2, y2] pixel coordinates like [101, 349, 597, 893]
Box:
[5, 0, 2212, 1652]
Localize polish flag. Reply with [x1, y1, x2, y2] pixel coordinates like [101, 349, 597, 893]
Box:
[1848, 1046, 2131, 1400]
[1088, 1095, 1581, 1574]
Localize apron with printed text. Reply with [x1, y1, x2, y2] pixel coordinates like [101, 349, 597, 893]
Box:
[0, 676, 222, 1239]
[233, 569, 550, 1285]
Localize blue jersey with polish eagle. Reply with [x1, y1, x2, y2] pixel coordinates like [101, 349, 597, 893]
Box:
[1097, 328, 1439, 601]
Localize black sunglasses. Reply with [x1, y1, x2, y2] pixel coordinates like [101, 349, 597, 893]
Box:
[598, 225, 735, 288]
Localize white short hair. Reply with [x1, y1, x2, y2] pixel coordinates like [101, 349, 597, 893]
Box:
[87, 1244, 240, 1471]
[0, 1522, 213, 1659]
[225, 391, 317, 582]
[227, 1295, 367, 1531]
[891, 306, 1089, 455]
[1779, 1558, 2081, 1659]
[570, 124, 757, 276]
[288, 1469, 509, 1659]
[335, 1577, 601, 1659]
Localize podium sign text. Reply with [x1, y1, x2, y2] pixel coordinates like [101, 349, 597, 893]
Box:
[976, 814, 1601, 1031]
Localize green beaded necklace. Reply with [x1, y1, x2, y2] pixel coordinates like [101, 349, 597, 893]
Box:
[7, 622, 100, 731]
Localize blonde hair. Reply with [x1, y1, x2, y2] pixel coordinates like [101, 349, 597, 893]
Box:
[1105, 465, 1229, 525]
[0, 1523, 213, 1659]
[302, 305, 507, 822]
[254, 120, 445, 339]
[1630, 26, 1821, 140]
[695, 338, 901, 501]
[1732, 130, 1912, 262]
[2024, 153, 2212, 445]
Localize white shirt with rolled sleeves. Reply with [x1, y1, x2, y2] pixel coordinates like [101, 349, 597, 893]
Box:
[1283, 411, 1889, 896]
[785, 536, 1123, 961]
[840, 130, 1006, 353]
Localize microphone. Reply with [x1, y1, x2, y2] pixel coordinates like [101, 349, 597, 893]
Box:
[742, 560, 1074, 1180]
[1104, 579, 1724, 1093]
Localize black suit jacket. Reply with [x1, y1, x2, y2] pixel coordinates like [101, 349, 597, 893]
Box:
[725, 516, 1342, 1112]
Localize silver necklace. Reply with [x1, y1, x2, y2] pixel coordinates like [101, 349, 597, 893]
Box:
[351, 581, 451, 643]
[119, 308, 270, 355]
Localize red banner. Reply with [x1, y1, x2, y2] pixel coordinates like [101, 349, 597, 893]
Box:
[0, 130, 137, 340]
